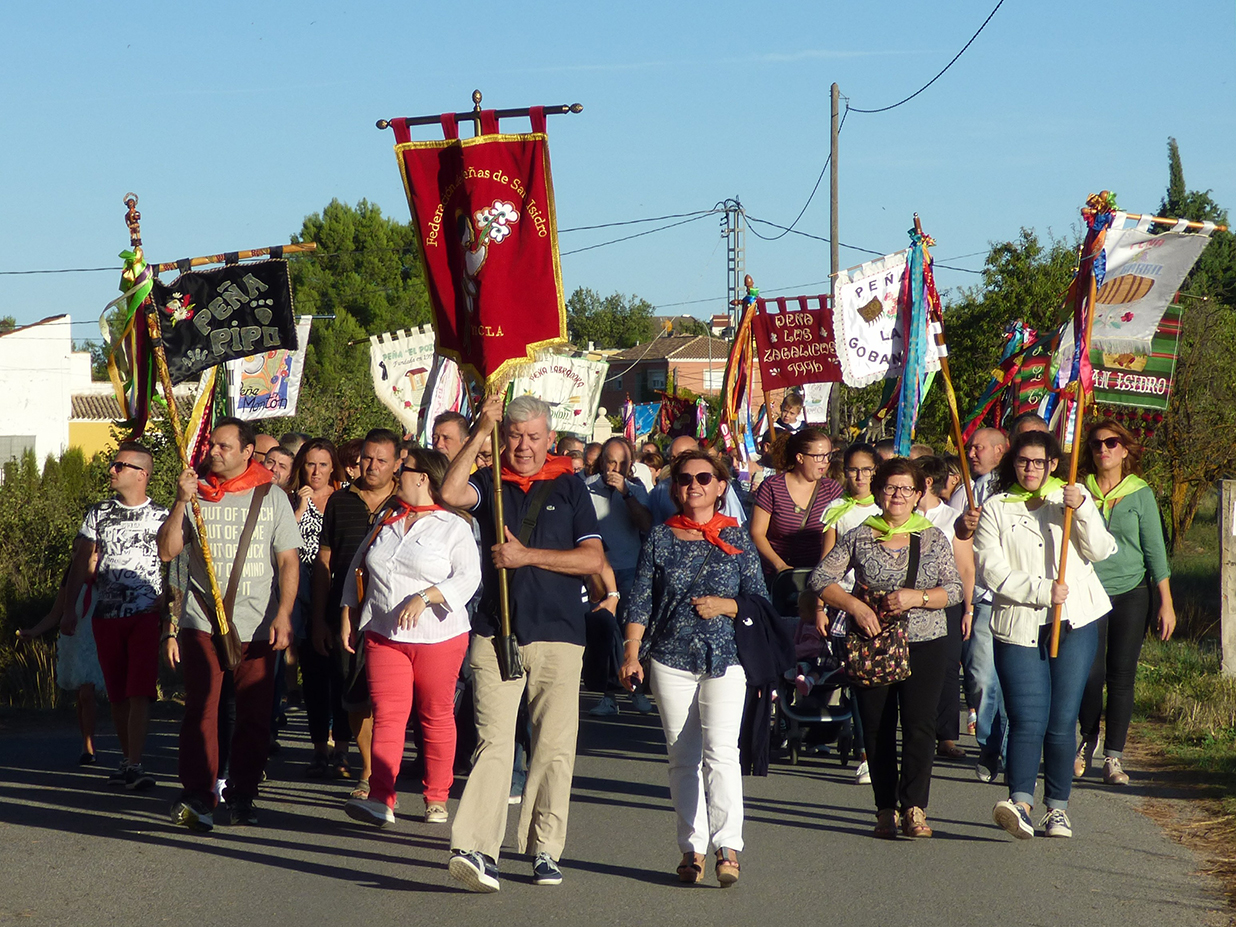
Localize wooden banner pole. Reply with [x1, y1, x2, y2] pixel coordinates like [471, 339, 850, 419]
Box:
[487, 390, 523, 680]
[123, 195, 232, 639]
[152, 241, 316, 274]
[913, 214, 977, 511]
[1049, 253, 1100, 658]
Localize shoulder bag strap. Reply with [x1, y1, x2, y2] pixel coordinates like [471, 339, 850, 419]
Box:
[905, 531, 922, 591]
[516, 479, 558, 546]
[222, 483, 271, 620]
[797, 479, 823, 532]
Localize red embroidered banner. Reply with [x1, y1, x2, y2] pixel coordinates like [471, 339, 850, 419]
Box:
[392, 108, 567, 388]
[750, 295, 842, 390]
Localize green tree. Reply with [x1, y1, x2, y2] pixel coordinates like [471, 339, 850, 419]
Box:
[566, 288, 656, 349]
[247, 199, 433, 440]
[0, 316, 15, 335]
[911, 229, 1078, 448]
[1147, 138, 1236, 548]
[671, 316, 710, 337]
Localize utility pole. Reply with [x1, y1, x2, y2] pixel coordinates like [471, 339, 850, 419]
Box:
[828, 83, 841, 440]
[720, 198, 746, 333]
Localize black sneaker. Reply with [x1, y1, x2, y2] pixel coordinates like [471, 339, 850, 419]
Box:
[532, 853, 563, 886]
[125, 765, 156, 791]
[230, 797, 259, 826]
[305, 752, 330, 779]
[171, 798, 214, 833]
[448, 849, 500, 893]
[79, 751, 97, 766]
[106, 764, 130, 787]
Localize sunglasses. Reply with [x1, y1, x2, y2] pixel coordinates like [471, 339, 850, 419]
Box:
[1088, 436, 1122, 451]
[400, 466, 426, 476]
[109, 460, 145, 474]
[674, 471, 717, 488]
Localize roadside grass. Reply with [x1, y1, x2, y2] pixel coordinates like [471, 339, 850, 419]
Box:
[1134, 488, 1236, 810]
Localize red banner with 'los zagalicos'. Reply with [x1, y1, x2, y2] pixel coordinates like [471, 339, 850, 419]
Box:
[750, 295, 843, 390]
[392, 108, 567, 388]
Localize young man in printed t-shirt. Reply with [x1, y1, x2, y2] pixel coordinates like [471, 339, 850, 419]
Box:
[63, 441, 169, 791]
[158, 417, 301, 832]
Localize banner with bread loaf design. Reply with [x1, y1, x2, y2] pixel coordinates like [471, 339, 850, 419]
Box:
[833, 249, 941, 388]
[1089, 212, 1214, 356]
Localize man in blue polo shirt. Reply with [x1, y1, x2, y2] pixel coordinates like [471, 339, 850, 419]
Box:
[440, 393, 603, 893]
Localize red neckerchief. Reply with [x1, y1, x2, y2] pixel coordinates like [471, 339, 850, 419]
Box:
[664, 512, 742, 555]
[380, 501, 445, 527]
[198, 460, 273, 503]
[499, 454, 575, 493]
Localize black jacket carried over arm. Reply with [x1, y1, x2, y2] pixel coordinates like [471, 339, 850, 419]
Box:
[734, 593, 795, 776]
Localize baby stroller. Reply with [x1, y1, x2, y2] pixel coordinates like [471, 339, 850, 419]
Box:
[767, 570, 857, 767]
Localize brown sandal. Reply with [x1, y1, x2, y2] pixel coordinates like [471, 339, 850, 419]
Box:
[715, 848, 740, 887]
[901, 806, 933, 838]
[873, 808, 899, 839]
[677, 851, 705, 884]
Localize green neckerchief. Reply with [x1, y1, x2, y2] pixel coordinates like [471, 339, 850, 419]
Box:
[1085, 473, 1149, 518]
[1001, 476, 1066, 504]
[821, 493, 875, 529]
[862, 511, 934, 541]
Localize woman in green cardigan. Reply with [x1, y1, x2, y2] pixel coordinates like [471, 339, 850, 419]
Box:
[1075, 419, 1176, 786]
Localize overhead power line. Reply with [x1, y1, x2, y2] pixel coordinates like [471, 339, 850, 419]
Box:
[560, 213, 718, 256]
[846, 0, 1007, 114]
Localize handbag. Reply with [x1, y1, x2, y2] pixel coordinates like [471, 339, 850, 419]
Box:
[191, 483, 271, 672]
[843, 531, 921, 688]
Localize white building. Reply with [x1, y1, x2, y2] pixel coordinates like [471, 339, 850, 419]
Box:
[0, 315, 76, 466]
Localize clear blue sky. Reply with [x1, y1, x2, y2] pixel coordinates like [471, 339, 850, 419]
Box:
[1, 1, 1232, 337]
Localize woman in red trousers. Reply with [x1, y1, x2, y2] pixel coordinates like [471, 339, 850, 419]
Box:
[340, 446, 481, 826]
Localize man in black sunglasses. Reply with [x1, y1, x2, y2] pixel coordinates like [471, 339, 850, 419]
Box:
[63, 442, 168, 793]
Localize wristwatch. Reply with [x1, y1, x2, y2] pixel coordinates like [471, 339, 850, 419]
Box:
[415, 590, 431, 607]
[921, 590, 930, 606]
[605, 591, 621, 600]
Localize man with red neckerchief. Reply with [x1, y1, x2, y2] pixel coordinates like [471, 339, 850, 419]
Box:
[158, 417, 301, 833]
[440, 393, 604, 892]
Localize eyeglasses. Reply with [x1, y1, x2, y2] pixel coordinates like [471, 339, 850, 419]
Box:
[881, 485, 918, 497]
[674, 471, 716, 488]
[108, 460, 145, 474]
[1088, 436, 1122, 451]
[800, 452, 830, 462]
[845, 466, 876, 477]
[1014, 456, 1049, 470]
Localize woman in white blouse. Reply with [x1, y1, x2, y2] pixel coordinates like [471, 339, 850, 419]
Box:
[340, 446, 481, 827]
[973, 430, 1115, 841]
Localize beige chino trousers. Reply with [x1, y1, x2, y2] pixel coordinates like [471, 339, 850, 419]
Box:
[450, 636, 584, 862]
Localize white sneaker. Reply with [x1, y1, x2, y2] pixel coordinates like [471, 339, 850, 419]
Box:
[344, 797, 395, 827]
[214, 778, 227, 802]
[993, 799, 1035, 839]
[1040, 808, 1073, 838]
[854, 760, 871, 785]
[589, 695, 619, 717]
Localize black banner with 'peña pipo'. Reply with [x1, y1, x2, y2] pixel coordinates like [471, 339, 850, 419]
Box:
[152, 259, 297, 383]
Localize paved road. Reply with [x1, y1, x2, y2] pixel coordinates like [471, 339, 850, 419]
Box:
[0, 700, 1224, 927]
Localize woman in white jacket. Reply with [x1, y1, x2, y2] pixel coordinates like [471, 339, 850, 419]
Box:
[974, 430, 1116, 841]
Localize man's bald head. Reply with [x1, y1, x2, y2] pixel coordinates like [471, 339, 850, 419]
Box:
[253, 433, 279, 464]
[967, 428, 1008, 477]
[669, 436, 699, 460]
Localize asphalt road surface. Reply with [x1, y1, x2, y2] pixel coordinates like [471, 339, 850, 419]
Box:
[0, 697, 1224, 927]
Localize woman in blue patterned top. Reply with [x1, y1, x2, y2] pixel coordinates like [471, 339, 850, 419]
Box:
[621, 449, 767, 888]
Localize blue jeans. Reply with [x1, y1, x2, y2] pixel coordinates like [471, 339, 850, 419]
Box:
[994, 621, 1098, 810]
[962, 601, 1007, 762]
